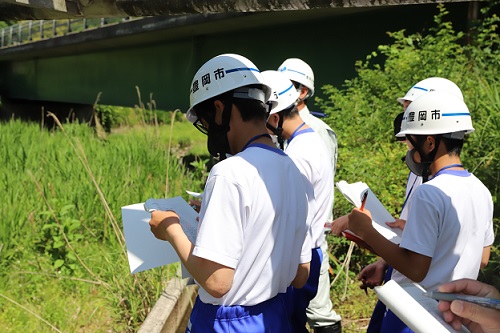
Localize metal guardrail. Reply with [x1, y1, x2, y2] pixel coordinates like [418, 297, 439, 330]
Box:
[0, 17, 141, 49]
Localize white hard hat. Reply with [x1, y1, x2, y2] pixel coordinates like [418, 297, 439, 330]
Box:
[186, 53, 272, 123]
[397, 77, 463, 105]
[397, 91, 474, 139]
[262, 70, 300, 115]
[277, 58, 315, 97]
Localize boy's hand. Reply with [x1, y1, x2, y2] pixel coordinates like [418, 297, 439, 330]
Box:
[347, 208, 373, 239]
[149, 210, 182, 242]
[358, 259, 387, 290]
[386, 218, 406, 230]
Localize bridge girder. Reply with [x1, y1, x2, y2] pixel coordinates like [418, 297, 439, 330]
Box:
[0, 0, 476, 20]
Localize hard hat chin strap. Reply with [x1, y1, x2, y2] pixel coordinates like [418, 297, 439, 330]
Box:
[406, 134, 441, 182]
[266, 116, 285, 150]
[206, 97, 232, 160]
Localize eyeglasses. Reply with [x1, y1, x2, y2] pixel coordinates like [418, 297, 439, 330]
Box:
[194, 118, 209, 135]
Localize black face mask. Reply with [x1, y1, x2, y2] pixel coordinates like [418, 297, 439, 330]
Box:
[404, 135, 441, 182]
[207, 124, 231, 160]
[404, 149, 432, 180]
[205, 98, 232, 161]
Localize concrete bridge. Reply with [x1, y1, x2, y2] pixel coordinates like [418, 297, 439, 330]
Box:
[0, 0, 476, 19]
[0, 1, 479, 118]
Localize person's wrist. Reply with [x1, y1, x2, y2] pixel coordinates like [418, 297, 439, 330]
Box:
[166, 222, 185, 243]
[357, 222, 376, 241]
[377, 259, 388, 269]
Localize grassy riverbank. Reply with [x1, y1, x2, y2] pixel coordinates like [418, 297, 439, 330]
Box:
[0, 115, 207, 332]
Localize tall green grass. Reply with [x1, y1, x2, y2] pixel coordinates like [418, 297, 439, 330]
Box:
[0, 115, 207, 332]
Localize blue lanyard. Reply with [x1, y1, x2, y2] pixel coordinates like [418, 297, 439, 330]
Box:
[241, 133, 271, 151]
[401, 164, 464, 211]
[289, 122, 306, 139]
[288, 122, 314, 143]
[401, 173, 419, 210]
[432, 163, 464, 178]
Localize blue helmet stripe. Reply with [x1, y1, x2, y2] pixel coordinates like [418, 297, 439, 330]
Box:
[226, 67, 260, 74]
[283, 68, 306, 76]
[279, 83, 295, 96]
[442, 113, 470, 116]
[412, 85, 428, 92]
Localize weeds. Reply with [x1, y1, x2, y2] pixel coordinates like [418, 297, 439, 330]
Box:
[0, 114, 203, 331]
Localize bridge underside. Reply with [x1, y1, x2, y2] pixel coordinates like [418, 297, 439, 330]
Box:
[0, 0, 474, 20]
[0, 2, 474, 113]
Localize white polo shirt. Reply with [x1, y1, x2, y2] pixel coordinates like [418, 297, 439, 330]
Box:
[392, 169, 494, 291]
[286, 129, 334, 249]
[193, 144, 313, 306]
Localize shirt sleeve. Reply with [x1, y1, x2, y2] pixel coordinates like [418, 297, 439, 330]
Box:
[193, 173, 245, 269]
[399, 187, 440, 258]
[483, 192, 495, 247]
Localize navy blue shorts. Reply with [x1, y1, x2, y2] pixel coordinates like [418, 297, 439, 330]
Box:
[380, 309, 414, 333]
[186, 293, 292, 333]
[286, 247, 323, 333]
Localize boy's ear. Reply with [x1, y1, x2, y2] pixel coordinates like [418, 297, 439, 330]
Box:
[213, 100, 225, 124]
[270, 114, 280, 126]
[299, 86, 309, 100]
[427, 136, 436, 151]
[213, 100, 224, 113]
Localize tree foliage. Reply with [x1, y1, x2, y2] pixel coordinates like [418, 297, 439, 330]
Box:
[318, 2, 500, 285]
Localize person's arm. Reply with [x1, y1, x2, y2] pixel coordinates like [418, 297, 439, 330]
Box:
[481, 246, 490, 269]
[149, 210, 234, 298]
[291, 262, 310, 288]
[348, 208, 431, 282]
[437, 278, 500, 333]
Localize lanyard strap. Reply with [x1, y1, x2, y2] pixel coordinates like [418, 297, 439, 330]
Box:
[401, 173, 420, 210]
[432, 163, 464, 178]
[289, 122, 306, 140]
[288, 122, 314, 143]
[241, 133, 271, 151]
[401, 164, 464, 211]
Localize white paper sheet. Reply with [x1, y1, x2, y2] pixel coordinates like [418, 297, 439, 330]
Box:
[186, 190, 203, 198]
[336, 180, 402, 244]
[122, 196, 199, 274]
[143, 196, 199, 243]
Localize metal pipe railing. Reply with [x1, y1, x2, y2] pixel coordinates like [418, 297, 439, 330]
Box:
[0, 17, 140, 49]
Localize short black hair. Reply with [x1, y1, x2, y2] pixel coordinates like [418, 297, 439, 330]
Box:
[442, 137, 463, 156]
[234, 98, 268, 122]
[413, 134, 463, 156]
[281, 105, 299, 119]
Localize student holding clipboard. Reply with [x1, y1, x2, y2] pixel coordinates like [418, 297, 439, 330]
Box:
[346, 91, 494, 333]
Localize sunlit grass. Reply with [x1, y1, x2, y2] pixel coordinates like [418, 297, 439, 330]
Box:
[0, 117, 204, 332]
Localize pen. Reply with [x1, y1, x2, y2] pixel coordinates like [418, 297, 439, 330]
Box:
[423, 291, 500, 310]
[360, 190, 368, 211]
